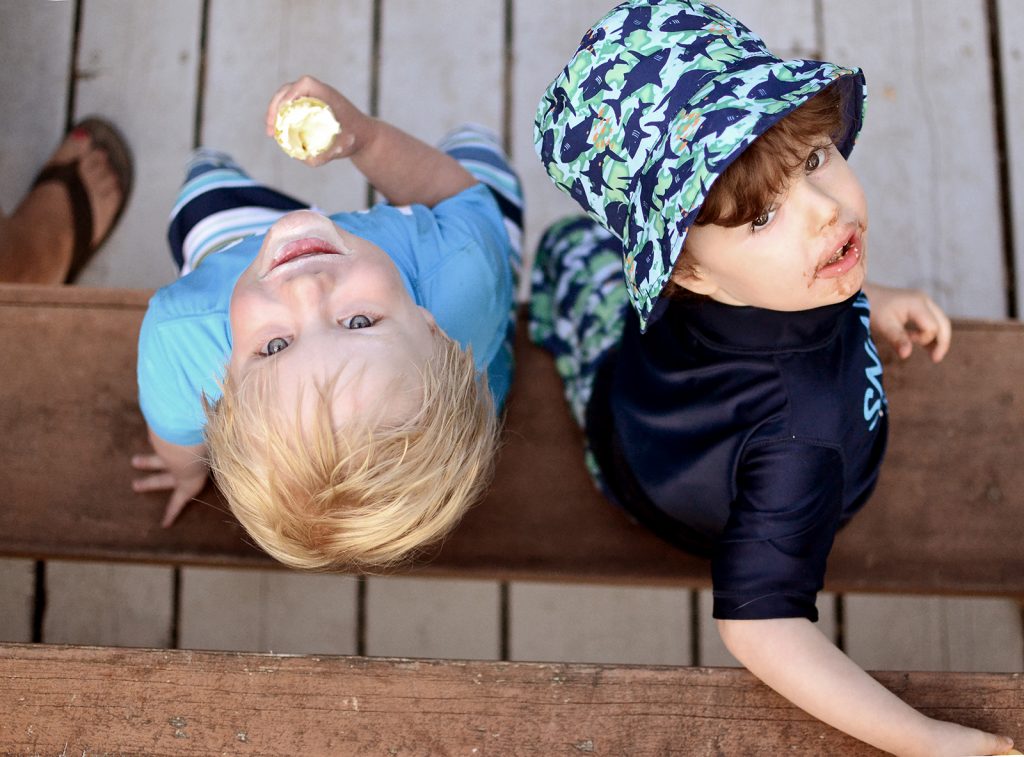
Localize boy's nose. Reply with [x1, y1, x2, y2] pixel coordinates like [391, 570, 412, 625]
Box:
[806, 184, 841, 232]
[282, 271, 332, 310]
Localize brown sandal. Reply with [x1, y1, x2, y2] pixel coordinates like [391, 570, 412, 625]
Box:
[30, 117, 133, 283]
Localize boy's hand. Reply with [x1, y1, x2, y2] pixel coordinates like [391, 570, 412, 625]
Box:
[265, 75, 374, 167]
[863, 282, 952, 363]
[131, 453, 209, 528]
[131, 433, 209, 528]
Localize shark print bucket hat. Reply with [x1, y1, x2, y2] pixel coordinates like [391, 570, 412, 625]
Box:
[535, 0, 866, 330]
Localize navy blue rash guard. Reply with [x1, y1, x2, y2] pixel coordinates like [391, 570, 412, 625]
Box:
[585, 291, 888, 622]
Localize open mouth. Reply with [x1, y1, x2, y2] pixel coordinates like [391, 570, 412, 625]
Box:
[816, 231, 862, 278]
[825, 238, 854, 266]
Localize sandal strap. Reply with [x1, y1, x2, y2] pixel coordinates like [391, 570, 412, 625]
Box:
[32, 163, 94, 283]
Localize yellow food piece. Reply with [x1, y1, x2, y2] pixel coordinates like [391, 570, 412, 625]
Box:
[274, 97, 341, 160]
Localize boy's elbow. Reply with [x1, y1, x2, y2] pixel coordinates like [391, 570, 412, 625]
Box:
[716, 617, 751, 659]
[715, 617, 780, 663]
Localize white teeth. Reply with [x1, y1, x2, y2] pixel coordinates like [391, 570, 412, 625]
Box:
[826, 240, 852, 266]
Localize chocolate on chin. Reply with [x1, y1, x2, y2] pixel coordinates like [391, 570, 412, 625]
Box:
[274, 97, 341, 160]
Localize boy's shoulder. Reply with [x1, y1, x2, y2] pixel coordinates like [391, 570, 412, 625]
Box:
[146, 236, 260, 327]
[333, 184, 501, 253]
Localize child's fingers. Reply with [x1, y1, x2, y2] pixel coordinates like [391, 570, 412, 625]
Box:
[875, 311, 913, 359]
[161, 491, 192, 529]
[131, 453, 167, 471]
[265, 82, 296, 136]
[905, 298, 951, 362]
[132, 472, 177, 492]
[924, 298, 952, 362]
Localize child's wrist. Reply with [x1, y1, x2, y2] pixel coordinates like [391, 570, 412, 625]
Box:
[349, 114, 380, 158]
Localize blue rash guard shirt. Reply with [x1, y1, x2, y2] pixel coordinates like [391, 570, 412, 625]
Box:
[585, 292, 888, 622]
[138, 184, 514, 447]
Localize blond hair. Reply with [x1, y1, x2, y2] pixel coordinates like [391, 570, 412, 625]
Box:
[204, 332, 498, 571]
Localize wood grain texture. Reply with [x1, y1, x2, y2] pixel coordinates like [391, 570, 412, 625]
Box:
[845, 595, 1024, 673]
[365, 577, 501, 660]
[510, 0, 618, 296]
[0, 643, 1021, 755]
[179, 567, 359, 654]
[72, 0, 203, 289]
[997, 0, 1024, 309]
[716, 0, 818, 58]
[378, 0, 503, 142]
[43, 561, 173, 648]
[0, 560, 34, 644]
[1, 286, 1023, 599]
[0, 1, 73, 211]
[824, 0, 1006, 318]
[202, 0, 373, 213]
[509, 583, 692, 665]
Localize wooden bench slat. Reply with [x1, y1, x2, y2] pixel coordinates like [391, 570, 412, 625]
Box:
[1, 642, 1020, 755]
[2, 284, 1022, 596]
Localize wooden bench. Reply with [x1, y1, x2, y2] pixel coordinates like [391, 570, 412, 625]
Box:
[2, 284, 1023, 753]
[2, 283, 1023, 596]
[1, 642, 1022, 755]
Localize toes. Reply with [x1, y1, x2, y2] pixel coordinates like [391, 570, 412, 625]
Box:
[77, 146, 124, 246]
[49, 129, 92, 165]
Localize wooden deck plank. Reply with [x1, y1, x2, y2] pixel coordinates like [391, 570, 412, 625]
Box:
[717, 0, 818, 58]
[42, 562, 172, 648]
[189, 0, 374, 662]
[179, 567, 358, 654]
[1, 643, 1022, 755]
[202, 0, 373, 213]
[0, 1, 74, 211]
[997, 0, 1024, 308]
[378, 0, 504, 143]
[365, 577, 501, 660]
[824, 0, 1006, 318]
[846, 595, 1024, 673]
[508, 583, 692, 665]
[368, 2, 510, 662]
[0, 560, 34, 644]
[0, 286, 1023, 599]
[510, 0, 616, 294]
[71, 0, 203, 289]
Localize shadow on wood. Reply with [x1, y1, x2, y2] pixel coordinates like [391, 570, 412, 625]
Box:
[1, 285, 1022, 596]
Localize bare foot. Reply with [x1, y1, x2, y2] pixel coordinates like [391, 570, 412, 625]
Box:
[43, 127, 125, 250]
[0, 128, 125, 283]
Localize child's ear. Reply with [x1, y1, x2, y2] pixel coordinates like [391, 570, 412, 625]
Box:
[669, 262, 718, 297]
[418, 306, 438, 332]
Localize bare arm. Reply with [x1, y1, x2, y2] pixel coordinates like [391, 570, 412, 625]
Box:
[265, 75, 475, 207]
[717, 617, 1013, 756]
[131, 428, 209, 528]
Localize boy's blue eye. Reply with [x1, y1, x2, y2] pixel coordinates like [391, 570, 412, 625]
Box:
[345, 314, 374, 329]
[264, 337, 289, 355]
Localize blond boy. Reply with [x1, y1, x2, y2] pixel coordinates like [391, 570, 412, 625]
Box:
[133, 76, 521, 570]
